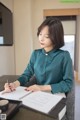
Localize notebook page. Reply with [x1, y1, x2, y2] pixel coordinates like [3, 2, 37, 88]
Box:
[22, 91, 65, 113]
[0, 86, 31, 100]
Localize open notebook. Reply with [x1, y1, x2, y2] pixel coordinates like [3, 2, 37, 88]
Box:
[0, 86, 66, 118]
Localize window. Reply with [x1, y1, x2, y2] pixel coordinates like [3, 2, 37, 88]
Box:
[0, 36, 4, 44]
[61, 35, 75, 64]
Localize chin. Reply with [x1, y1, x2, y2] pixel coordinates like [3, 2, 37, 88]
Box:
[40, 45, 45, 48]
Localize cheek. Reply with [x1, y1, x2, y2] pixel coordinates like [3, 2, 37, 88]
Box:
[38, 36, 41, 41]
[46, 40, 52, 45]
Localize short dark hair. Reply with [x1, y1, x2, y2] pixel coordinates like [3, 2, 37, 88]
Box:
[37, 17, 64, 49]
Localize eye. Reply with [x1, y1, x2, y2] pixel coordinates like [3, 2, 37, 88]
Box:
[39, 33, 42, 35]
[45, 36, 49, 38]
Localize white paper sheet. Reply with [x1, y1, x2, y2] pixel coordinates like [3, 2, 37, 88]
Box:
[0, 86, 31, 100]
[22, 91, 65, 113]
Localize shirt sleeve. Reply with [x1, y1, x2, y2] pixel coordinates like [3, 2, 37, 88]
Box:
[51, 51, 74, 94]
[18, 50, 36, 86]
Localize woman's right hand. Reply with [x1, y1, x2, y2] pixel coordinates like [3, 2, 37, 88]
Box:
[4, 82, 16, 93]
[3, 80, 20, 94]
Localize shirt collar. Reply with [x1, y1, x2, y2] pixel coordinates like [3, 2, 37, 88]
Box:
[42, 48, 57, 56]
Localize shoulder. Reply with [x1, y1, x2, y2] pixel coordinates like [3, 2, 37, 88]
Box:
[59, 49, 71, 57]
[32, 49, 42, 55]
[31, 49, 42, 58]
[59, 49, 72, 63]
[33, 48, 42, 52]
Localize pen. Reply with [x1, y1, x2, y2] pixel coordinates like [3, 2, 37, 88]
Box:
[7, 79, 12, 91]
[1, 80, 11, 95]
[7, 79, 11, 88]
[7, 79, 9, 84]
[7, 80, 16, 91]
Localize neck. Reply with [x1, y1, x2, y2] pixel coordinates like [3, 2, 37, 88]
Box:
[44, 47, 54, 52]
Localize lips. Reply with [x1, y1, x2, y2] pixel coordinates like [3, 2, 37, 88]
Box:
[40, 43, 44, 45]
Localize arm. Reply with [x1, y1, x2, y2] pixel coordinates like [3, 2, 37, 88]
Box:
[13, 80, 20, 87]
[26, 84, 51, 92]
[17, 51, 36, 86]
[4, 51, 36, 92]
[51, 51, 74, 94]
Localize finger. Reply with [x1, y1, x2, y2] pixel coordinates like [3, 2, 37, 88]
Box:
[25, 87, 30, 91]
[1, 89, 11, 94]
[8, 83, 16, 91]
[9, 86, 16, 91]
[25, 87, 34, 92]
[4, 83, 9, 88]
[1, 90, 7, 95]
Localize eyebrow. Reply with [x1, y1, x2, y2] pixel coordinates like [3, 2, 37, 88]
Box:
[40, 33, 49, 35]
[44, 34, 49, 35]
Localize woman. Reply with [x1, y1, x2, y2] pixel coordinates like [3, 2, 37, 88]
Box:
[4, 17, 74, 94]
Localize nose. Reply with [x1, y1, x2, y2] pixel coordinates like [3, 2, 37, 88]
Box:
[39, 35, 44, 42]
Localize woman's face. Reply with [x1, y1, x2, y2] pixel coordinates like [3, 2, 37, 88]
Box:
[38, 26, 54, 52]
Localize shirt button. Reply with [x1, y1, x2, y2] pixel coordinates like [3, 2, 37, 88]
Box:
[45, 53, 48, 55]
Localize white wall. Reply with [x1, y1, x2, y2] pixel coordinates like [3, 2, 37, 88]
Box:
[0, 0, 15, 76]
[0, 47, 15, 75]
[13, 0, 33, 74]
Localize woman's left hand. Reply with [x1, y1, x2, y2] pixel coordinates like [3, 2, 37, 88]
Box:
[25, 84, 51, 92]
[25, 84, 41, 92]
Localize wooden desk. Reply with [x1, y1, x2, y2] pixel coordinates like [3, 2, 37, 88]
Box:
[11, 107, 56, 120]
[11, 98, 66, 120]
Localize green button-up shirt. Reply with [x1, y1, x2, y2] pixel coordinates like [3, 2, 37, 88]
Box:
[18, 49, 74, 94]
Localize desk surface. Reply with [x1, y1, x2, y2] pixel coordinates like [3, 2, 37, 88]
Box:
[11, 107, 58, 120]
[11, 98, 66, 120]
[0, 93, 66, 120]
